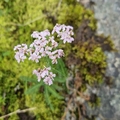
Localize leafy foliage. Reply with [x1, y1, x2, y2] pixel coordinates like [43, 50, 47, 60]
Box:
[0, 0, 66, 119]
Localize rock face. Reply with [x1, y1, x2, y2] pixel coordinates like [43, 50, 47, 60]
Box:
[85, 52, 120, 120]
[83, 0, 120, 120]
[99, 52, 120, 120]
[92, 0, 120, 51]
[75, 1, 120, 120]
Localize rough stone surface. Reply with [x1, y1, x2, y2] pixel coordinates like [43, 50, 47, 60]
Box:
[92, 0, 120, 119]
[92, 0, 120, 51]
[83, 52, 120, 120]
[79, 0, 120, 120]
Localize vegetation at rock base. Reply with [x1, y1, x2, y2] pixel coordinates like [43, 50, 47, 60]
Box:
[61, 20, 115, 120]
[65, 20, 115, 87]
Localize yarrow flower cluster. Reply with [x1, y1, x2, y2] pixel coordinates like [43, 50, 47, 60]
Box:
[52, 24, 74, 43]
[33, 67, 56, 85]
[14, 24, 74, 85]
[14, 44, 28, 63]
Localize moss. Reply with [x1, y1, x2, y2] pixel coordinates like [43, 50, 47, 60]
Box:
[25, 94, 64, 120]
[57, 2, 97, 30]
[65, 20, 115, 95]
[0, 0, 63, 118]
[9, 114, 20, 120]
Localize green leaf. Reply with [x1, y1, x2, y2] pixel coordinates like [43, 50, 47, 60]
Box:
[52, 84, 63, 91]
[44, 86, 54, 111]
[54, 76, 66, 83]
[25, 82, 43, 94]
[20, 76, 38, 83]
[57, 58, 67, 77]
[2, 51, 11, 57]
[47, 86, 63, 99]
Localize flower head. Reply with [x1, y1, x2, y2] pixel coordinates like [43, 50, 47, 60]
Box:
[52, 24, 74, 43]
[33, 67, 56, 85]
[43, 77, 53, 85]
[14, 44, 28, 63]
[14, 24, 74, 85]
[31, 29, 50, 40]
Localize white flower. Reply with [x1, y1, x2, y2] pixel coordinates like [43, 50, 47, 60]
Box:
[43, 77, 53, 85]
[57, 49, 64, 58]
[33, 67, 55, 85]
[31, 31, 40, 39]
[33, 69, 41, 82]
[40, 67, 50, 78]
[39, 29, 50, 39]
[52, 24, 62, 34]
[15, 52, 26, 63]
[52, 24, 74, 44]
[49, 72, 56, 79]
[14, 44, 28, 63]
[51, 40, 58, 48]
[29, 52, 41, 63]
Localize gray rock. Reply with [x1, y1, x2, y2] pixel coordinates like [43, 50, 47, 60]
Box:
[92, 0, 120, 51]
[76, 1, 120, 120]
